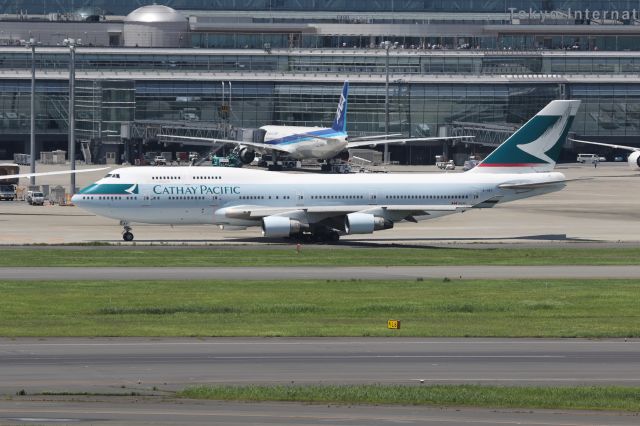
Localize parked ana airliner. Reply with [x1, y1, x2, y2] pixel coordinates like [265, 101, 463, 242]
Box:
[73, 100, 580, 242]
[162, 81, 468, 170]
[570, 138, 640, 170]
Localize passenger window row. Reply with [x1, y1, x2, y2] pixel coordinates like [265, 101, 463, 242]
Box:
[310, 195, 364, 200]
[168, 196, 207, 200]
[386, 194, 469, 200]
[239, 195, 291, 200]
[193, 176, 222, 180]
[81, 196, 137, 200]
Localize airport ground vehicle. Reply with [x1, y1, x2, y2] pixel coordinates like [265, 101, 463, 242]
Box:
[26, 191, 45, 205]
[153, 156, 167, 166]
[577, 153, 598, 163]
[463, 159, 480, 171]
[0, 184, 15, 200]
[436, 159, 456, 170]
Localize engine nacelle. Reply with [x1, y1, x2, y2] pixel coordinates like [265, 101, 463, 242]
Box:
[628, 151, 640, 170]
[261, 216, 304, 238]
[344, 213, 392, 235]
[336, 150, 350, 162]
[238, 147, 256, 164]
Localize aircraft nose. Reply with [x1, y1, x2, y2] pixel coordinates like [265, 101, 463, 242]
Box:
[71, 194, 82, 205]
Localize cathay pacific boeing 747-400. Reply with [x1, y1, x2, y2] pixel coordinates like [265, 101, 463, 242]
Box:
[72, 100, 581, 242]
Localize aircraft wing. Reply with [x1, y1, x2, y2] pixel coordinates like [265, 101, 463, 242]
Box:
[158, 135, 292, 154]
[348, 133, 403, 142]
[569, 138, 640, 152]
[223, 204, 471, 220]
[0, 167, 109, 181]
[347, 136, 472, 149]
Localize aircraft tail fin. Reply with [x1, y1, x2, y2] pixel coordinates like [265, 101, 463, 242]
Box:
[471, 100, 580, 173]
[331, 81, 348, 133]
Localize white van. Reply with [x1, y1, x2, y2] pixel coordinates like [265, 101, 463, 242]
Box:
[577, 153, 598, 163]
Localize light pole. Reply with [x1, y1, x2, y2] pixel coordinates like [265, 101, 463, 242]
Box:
[24, 38, 37, 185]
[384, 40, 391, 164]
[64, 38, 78, 195]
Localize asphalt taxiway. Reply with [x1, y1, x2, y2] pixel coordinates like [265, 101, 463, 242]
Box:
[2, 398, 639, 426]
[1, 338, 639, 394]
[3, 265, 640, 280]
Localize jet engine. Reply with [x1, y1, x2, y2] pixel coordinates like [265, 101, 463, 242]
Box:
[335, 150, 350, 162]
[261, 216, 305, 237]
[628, 151, 640, 170]
[238, 147, 256, 164]
[344, 213, 392, 235]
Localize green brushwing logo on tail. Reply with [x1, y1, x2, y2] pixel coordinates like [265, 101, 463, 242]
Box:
[479, 102, 576, 168]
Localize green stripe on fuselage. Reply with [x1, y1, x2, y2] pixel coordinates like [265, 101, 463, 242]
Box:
[78, 184, 137, 195]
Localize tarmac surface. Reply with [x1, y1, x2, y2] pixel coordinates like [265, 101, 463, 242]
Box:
[0, 162, 639, 245]
[1, 338, 640, 425]
[1, 338, 639, 392]
[1, 398, 639, 426]
[3, 265, 640, 280]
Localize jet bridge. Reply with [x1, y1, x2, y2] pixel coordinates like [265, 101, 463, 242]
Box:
[128, 120, 268, 162]
[448, 121, 517, 147]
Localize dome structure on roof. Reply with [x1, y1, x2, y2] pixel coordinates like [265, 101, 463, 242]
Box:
[125, 5, 186, 23]
[123, 4, 188, 48]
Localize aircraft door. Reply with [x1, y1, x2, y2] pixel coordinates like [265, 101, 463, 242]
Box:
[296, 190, 304, 207]
[368, 191, 378, 205]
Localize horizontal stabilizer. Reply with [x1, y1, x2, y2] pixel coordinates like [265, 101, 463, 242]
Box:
[498, 177, 590, 190]
[498, 180, 566, 190]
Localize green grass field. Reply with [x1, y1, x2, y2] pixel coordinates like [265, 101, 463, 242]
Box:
[1, 279, 638, 337]
[0, 246, 639, 267]
[178, 384, 640, 411]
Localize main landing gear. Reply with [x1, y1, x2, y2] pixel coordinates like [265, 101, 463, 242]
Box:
[294, 229, 340, 244]
[121, 221, 134, 242]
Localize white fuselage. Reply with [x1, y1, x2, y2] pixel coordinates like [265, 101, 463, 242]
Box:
[259, 125, 348, 160]
[72, 167, 566, 229]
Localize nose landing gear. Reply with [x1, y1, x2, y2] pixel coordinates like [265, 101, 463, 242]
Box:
[121, 221, 134, 242]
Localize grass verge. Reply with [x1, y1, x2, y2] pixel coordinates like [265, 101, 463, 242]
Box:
[178, 384, 640, 412]
[0, 279, 638, 337]
[0, 247, 639, 267]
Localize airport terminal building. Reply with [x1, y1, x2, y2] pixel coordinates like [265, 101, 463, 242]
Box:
[1, 1, 640, 164]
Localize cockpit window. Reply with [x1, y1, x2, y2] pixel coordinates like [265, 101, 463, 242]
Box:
[104, 173, 120, 178]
